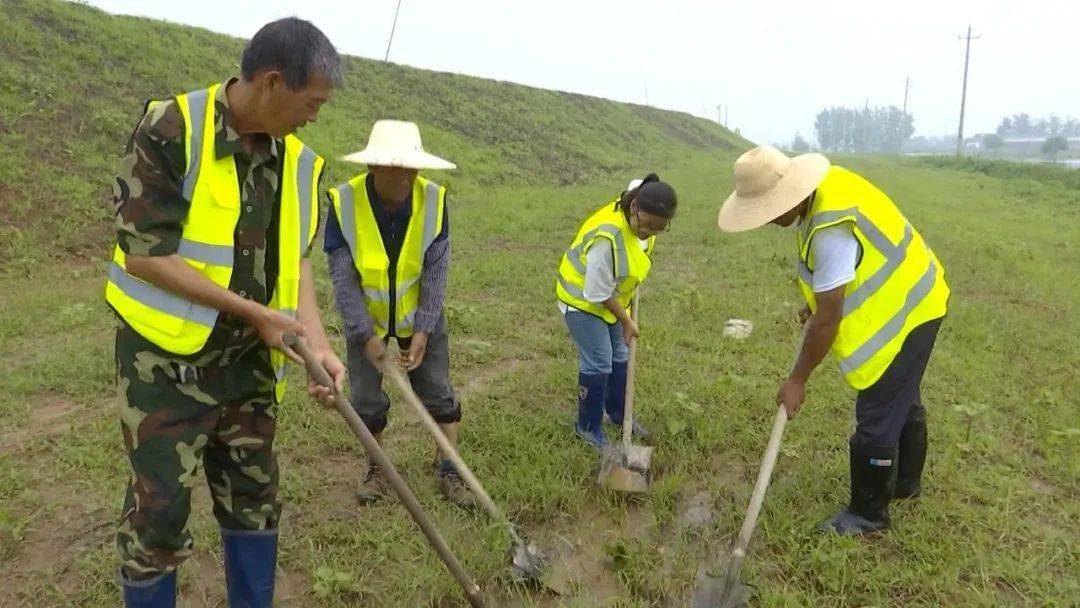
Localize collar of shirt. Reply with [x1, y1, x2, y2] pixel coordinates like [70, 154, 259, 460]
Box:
[213, 78, 279, 164]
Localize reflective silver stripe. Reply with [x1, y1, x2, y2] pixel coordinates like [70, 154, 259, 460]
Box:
[336, 183, 359, 257]
[566, 224, 628, 280]
[843, 224, 913, 317]
[275, 365, 288, 382]
[840, 261, 938, 375]
[365, 289, 393, 303]
[181, 88, 210, 202]
[280, 308, 297, 318]
[597, 225, 630, 280]
[421, 181, 441, 251]
[108, 262, 218, 328]
[808, 208, 901, 257]
[297, 146, 317, 252]
[558, 274, 586, 299]
[177, 238, 233, 266]
[398, 275, 420, 296]
[566, 247, 587, 275]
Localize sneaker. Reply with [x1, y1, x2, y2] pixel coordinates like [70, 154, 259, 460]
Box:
[437, 469, 478, 509]
[356, 461, 390, 505]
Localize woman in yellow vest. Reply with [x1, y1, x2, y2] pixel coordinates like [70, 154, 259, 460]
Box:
[556, 175, 678, 448]
[718, 146, 949, 536]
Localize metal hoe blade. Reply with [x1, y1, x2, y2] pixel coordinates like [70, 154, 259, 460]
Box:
[598, 444, 653, 493]
[508, 534, 547, 583]
[692, 556, 752, 608]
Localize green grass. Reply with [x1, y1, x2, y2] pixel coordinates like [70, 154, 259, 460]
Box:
[0, 0, 745, 274]
[1, 1, 1079, 606]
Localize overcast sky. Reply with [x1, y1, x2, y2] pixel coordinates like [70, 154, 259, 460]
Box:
[85, 0, 1078, 145]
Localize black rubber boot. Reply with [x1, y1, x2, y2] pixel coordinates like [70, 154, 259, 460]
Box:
[894, 404, 927, 499]
[818, 437, 897, 536]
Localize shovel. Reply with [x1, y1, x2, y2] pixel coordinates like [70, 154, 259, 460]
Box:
[382, 355, 548, 585]
[692, 405, 789, 608]
[597, 291, 653, 493]
[284, 333, 486, 607]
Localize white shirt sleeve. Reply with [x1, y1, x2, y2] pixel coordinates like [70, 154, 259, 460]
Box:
[809, 222, 859, 293]
[582, 238, 617, 303]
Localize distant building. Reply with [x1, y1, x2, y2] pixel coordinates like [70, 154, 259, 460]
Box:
[974, 135, 1080, 155]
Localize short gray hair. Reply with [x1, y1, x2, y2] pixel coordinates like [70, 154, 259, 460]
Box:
[241, 17, 344, 89]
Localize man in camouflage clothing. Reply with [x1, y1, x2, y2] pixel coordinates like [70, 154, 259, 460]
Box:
[108, 19, 345, 608]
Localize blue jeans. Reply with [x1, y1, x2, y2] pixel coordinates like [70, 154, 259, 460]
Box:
[563, 309, 629, 375]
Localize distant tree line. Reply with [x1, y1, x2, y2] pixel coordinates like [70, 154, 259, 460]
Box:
[813, 105, 914, 153]
[995, 113, 1080, 138]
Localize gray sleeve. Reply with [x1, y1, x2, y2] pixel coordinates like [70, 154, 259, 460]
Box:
[328, 247, 376, 345]
[414, 235, 449, 334]
[582, 239, 617, 303]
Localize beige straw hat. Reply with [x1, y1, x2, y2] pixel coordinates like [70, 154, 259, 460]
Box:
[340, 120, 456, 170]
[717, 146, 830, 232]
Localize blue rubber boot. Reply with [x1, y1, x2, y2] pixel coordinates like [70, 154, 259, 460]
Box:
[603, 360, 650, 441]
[222, 528, 278, 608]
[120, 568, 176, 608]
[574, 372, 609, 449]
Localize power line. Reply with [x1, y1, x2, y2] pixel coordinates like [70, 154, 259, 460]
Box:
[956, 25, 980, 156]
[384, 0, 404, 62]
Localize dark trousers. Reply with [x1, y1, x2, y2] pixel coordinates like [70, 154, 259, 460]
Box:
[854, 318, 943, 447]
[345, 315, 460, 435]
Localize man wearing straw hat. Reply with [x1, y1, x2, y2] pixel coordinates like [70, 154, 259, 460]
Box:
[324, 120, 475, 508]
[718, 146, 949, 536]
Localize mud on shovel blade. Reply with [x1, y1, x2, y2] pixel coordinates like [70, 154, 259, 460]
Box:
[382, 359, 548, 585]
[693, 405, 788, 608]
[283, 333, 486, 607]
[598, 291, 652, 493]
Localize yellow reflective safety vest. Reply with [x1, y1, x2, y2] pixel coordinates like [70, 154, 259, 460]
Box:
[796, 166, 949, 390]
[105, 83, 324, 402]
[556, 200, 655, 323]
[328, 174, 447, 339]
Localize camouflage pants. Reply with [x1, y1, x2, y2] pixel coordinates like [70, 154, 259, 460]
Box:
[114, 329, 281, 578]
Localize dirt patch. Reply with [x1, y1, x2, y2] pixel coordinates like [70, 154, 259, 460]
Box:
[179, 550, 226, 607]
[0, 183, 19, 225]
[275, 566, 308, 606]
[677, 491, 718, 530]
[0, 393, 84, 456]
[1029, 477, 1057, 495]
[0, 485, 113, 601]
[457, 358, 525, 401]
[307, 453, 365, 521]
[516, 501, 654, 602]
[706, 453, 754, 494]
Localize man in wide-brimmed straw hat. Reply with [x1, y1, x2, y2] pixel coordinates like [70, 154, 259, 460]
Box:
[719, 146, 950, 536]
[324, 120, 475, 508]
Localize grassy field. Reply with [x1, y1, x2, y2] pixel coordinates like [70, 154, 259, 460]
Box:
[2, 1, 1079, 607]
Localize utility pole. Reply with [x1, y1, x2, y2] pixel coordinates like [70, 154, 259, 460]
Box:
[956, 25, 979, 156]
[903, 76, 910, 116]
[725, 106, 729, 128]
[717, 104, 723, 124]
[384, 0, 404, 61]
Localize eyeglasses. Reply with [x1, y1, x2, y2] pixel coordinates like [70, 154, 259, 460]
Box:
[635, 210, 671, 235]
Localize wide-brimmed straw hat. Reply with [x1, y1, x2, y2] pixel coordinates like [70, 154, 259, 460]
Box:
[340, 119, 456, 170]
[717, 146, 830, 232]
